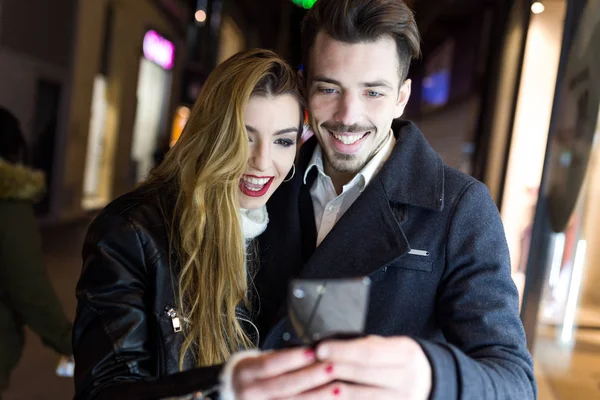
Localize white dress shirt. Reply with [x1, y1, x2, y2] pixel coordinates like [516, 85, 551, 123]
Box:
[304, 130, 396, 246]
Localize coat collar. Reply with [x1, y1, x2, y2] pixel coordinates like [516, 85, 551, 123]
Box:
[382, 120, 445, 211]
[299, 120, 445, 212]
[292, 120, 445, 280]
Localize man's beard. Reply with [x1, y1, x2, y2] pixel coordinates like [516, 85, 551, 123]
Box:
[319, 121, 377, 173]
[324, 151, 366, 174]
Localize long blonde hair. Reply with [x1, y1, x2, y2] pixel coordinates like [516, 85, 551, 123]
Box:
[146, 49, 302, 368]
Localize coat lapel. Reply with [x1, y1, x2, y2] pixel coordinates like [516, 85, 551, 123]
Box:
[297, 175, 410, 279]
[296, 121, 444, 279]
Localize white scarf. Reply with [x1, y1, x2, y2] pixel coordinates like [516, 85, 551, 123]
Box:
[218, 206, 268, 400]
[240, 206, 269, 240]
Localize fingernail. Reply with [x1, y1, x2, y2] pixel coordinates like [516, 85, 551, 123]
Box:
[317, 345, 329, 359]
[325, 364, 334, 374]
[304, 349, 315, 359]
[333, 387, 341, 396]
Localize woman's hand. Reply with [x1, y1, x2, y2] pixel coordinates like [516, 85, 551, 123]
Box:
[231, 347, 335, 400]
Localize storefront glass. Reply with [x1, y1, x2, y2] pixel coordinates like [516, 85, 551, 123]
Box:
[521, 0, 600, 398]
[500, 0, 566, 304]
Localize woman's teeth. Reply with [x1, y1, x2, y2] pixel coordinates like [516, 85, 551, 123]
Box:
[243, 176, 270, 185]
[242, 176, 270, 191]
[332, 132, 367, 145]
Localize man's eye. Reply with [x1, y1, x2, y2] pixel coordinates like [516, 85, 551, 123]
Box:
[367, 91, 382, 98]
[319, 88, 337, 94]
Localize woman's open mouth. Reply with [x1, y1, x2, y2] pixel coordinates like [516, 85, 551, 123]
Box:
[240, 175, 274, 197]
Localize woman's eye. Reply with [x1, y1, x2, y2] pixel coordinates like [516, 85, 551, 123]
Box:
[275, 138, 295, 148]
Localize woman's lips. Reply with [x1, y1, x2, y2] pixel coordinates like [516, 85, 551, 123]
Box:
[239, 175, 274, 197]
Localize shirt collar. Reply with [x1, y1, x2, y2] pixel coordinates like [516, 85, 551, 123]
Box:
[304, 144, 327, 184]
[304, 129, 396, 192]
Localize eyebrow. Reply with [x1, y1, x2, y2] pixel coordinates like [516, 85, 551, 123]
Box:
[245, 125, 299, 136]
[312, 76, 394, 90]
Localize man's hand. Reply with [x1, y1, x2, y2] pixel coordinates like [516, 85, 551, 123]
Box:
[283, 336, 432, 400]
[231, 347, 336, 400]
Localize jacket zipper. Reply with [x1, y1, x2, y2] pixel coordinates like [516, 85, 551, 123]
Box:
[165, 306, 259, 345]
[165, 307, 182, 332]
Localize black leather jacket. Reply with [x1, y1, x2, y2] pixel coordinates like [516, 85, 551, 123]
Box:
[73, 185, 259, 400]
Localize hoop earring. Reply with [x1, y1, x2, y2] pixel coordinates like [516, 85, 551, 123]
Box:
[283, 164, 296, 183]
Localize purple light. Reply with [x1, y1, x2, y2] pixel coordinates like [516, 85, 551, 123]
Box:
[143, 30, 175, 70]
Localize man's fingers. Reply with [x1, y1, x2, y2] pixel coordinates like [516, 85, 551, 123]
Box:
[314, 336, 432, 398]
[233, 337, 431, 399]
[235, 348, 316, 383]
[327, 363, 404, 390]
[279, 382, 398, 400]
[238, 362, 335, 399]
[316, 336, 421, 366]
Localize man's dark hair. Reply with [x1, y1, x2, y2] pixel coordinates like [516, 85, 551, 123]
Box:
[301, 0, 421, 82]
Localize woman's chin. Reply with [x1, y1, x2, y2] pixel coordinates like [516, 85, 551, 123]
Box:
[239, 192, 269, 209]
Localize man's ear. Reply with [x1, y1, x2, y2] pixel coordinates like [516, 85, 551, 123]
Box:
[394, 79, 412, 119]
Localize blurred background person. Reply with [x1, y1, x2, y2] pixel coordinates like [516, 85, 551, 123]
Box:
[0, 107, 73, 398]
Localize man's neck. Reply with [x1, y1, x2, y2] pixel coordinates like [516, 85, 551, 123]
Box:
[324, 164, 356, 195]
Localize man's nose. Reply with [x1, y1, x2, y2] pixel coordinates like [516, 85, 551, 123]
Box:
[334, 91, 363, 127]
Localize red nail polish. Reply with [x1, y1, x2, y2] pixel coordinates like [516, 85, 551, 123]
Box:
[333, 387, 341, 396]
[304, 349, 315, 358]
[325, 364, 334, 374]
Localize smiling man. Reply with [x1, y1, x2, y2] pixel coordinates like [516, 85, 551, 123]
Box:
[307, 34, 410, 193]
[228, 1, 538, 399]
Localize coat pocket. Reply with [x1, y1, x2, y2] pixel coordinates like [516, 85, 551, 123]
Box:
[389, 255, 433, 272]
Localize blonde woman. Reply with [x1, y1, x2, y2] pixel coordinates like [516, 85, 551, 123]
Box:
[73, 50, 326, 400]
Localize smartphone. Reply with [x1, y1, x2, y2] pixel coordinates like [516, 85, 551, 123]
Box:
[287, 277, 371, 345]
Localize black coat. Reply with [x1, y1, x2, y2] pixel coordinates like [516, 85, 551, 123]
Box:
[73, 185, 258, 400]
[255, 120, 537, 399]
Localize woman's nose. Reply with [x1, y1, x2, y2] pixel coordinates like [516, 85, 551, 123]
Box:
[250, 142, 271, 172]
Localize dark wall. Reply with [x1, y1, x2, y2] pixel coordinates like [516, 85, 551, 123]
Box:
[406, 7, 492, 119]
[0, 0, 77, 68]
